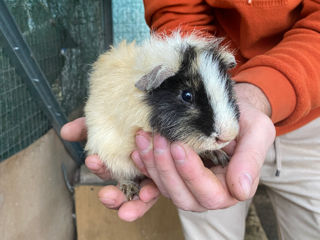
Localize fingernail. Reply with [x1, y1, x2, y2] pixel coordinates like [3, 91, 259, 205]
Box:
[239, 173, 252, 199]
[86, 161, 99, 170]
[98, 191, 116, 206]
[86, 157, 101, 170]
[171, 143, 186, 164]
[154, 134, 168, 154]
[131, 151, 144, 169]
[136, 134, 151, 153]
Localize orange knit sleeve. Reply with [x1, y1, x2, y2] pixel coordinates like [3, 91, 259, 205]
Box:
[233, 1, 320, 129]
[143, 0, 216, 35]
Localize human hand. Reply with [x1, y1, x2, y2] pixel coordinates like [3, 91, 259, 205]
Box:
[60, 82, 275, 220]
[60, 118, 161, 221]
[128, 83, 276, 213]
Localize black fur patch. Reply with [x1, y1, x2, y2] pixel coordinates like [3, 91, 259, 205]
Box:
[145, 46, 215, 142]
[207, 46, 240, 121]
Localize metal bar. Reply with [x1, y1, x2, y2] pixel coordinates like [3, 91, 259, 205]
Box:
[102, 0, 113, 50]
[0, 0, 84, 165]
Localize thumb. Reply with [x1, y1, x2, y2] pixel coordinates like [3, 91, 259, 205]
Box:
[226, 114, 275, 201]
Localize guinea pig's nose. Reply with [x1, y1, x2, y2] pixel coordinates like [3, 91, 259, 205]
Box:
[215, 137, 229, 144]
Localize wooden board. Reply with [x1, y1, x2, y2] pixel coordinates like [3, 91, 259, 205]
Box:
[75, 185, 184, 240]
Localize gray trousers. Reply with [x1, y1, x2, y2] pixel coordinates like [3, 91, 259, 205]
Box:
[179, 118, 320, 240]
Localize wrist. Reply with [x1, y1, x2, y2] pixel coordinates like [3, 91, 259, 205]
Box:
[234, 83, 272, 117]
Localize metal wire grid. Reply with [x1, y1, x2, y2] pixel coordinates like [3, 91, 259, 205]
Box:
[0, 47, 50, 160]
[0, 0, 106, 161]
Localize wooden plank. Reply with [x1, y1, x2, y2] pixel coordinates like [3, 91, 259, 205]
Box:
[75, 185, 184, 240]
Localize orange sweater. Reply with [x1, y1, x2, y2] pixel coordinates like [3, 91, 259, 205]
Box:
[144, 0, 320, 135]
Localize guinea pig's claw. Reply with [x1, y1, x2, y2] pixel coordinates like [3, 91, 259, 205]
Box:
[200, 150, 230, 167]
[119, 181, 140, 201]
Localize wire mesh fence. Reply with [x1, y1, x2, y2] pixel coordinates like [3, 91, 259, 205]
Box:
[0, 46, 50, 160]
[0, 0, 150, 162]
[0, 0, 107, 161]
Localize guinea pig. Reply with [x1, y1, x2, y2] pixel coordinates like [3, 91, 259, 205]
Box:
[84, 32, 240, 200]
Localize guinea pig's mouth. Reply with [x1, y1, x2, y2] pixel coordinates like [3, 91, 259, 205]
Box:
[184, 135, 231, 153]
[215, 138, 230, 145]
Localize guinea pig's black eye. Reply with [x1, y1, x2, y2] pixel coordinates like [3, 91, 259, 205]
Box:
[181, 90, 193, 103]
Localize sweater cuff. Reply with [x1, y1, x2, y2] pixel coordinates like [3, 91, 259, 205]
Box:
[233, 67, 296, 123]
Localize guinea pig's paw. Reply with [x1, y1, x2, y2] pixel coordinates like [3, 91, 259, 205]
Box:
[119, 180, 140, 201]
[200, 150, 230, 167]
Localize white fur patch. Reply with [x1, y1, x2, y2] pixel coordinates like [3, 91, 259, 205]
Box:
[198, 52, 239, 142]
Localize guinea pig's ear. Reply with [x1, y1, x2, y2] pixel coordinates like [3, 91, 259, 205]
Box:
[220, 51, 236, 69]
[135, 65, 175, 92]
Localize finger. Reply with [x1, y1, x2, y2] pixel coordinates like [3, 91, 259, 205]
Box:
[99, 182, 159, 222]
[223, 140, 237, 156]
[118, 197, 158, 222]
[139, 178, 160, 203]
[135, 131, 168, 197]
[98, 185, 127, 209]
[210, 166, 239, 209]
[153, 134, 204, 211]
[227, 116, 275, 201]
[172, 143, 237, 209]
[85, 155, 112, 180]
[131, 150, 149, 177]
[60, 117, 87, 142]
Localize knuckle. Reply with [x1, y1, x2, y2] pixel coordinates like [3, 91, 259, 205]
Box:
[179, 205, 193, 211]
[173, 200, 195, 211]
[144, 165, 157, 176]
[257, 114, 276, 138]
[154, 154, 175, 177]
[160, 190, 170, 198]
[199, 193, 226, 209]
[247, 149, 264, 161]
[246, 149, 265, 169]
[180, 167, 202, 184]
[139, 150, 153, 160]
[141, 154, 155, 166]
[262, 116, 276, 135]
[157, 165, 172, 176]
